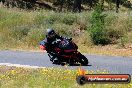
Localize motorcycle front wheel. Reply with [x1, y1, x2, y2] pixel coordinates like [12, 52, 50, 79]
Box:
[78, 54, 88, 65]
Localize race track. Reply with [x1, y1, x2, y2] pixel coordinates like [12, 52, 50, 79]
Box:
[0, 50, 132, 74]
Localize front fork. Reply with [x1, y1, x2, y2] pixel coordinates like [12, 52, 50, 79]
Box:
[48, 53, 55, 61]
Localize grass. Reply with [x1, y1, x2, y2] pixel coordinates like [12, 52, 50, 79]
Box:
[78, 44, 132, 56]
[0, 3, 131, 88]
[0, 6, 132, 56]
[0, 66, 131, 88]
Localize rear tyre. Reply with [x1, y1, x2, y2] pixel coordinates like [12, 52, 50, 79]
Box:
[60, 62, 66, 66]
[79, 54, 88, 65]
[68, 59, 75, 66]
[52, 59, 61, 65]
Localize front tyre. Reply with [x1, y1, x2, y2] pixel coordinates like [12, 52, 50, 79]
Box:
[79, 54, 88, 65]
[48, 54, 54, 62]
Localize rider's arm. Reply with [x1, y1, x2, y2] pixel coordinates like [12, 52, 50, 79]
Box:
[57, 35, 72, 41]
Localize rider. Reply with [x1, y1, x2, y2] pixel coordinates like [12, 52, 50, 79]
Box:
[39, 28, 79, 64]
[39, 28, 72, 52]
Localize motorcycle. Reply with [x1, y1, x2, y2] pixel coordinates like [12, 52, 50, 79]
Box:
[45, 38, 89, 66]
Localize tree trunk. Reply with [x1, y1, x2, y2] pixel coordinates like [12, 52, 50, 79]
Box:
[66, 0, 73, 11]
[73, 0, 82, 12]
[0, 0, 5, 4]
[116, 0, 120, 13]
[108, 0, 112, 10]
[59, 0, 64, 12]
[100, 0, 104, 11]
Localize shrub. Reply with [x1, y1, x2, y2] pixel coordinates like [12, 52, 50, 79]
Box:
[105, 13, 132, 44]
[24, 27, 44, 46]
[10, 26, 30, 41]
[51, 23, 73, 37]
[75, 31, 93, 46]
[34, 13, 46, 24]
[89, 5, 111, 45]
[61, 14, 76, 25]
[44, 15, 57, 24]
[34, 12, 60, 25]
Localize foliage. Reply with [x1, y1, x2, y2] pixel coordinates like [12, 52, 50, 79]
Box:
[1, 0, 132, 11]
[62, 14, 76, 25]
[0, 7, 132, 49]
[89, 5, 110, 45]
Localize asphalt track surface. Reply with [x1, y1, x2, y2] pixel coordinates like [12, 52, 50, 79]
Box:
[0, 50, 132, 74]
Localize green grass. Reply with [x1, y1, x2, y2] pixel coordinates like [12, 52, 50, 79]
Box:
[0, 66, 131, 88]
[0, 6, 132, 56]
[0, 7, 92, 49]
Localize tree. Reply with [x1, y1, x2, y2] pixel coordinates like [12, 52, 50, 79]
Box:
[53, 0, 66, 11]
[0, 0, 5, 4]
[73, 0, 82, 12]
[100, 0, 104, 10]
[116, 0, 120, 13]
[89, 5, 110, 45]
[66, 0, 73, 11]
[107, 0, 112, 10]
[83, 0, 98, 10]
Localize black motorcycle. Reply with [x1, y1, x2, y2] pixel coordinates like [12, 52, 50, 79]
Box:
[47, 38, 89, 66]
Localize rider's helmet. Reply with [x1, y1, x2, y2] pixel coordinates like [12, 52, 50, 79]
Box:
[46, 28, 56, 39]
